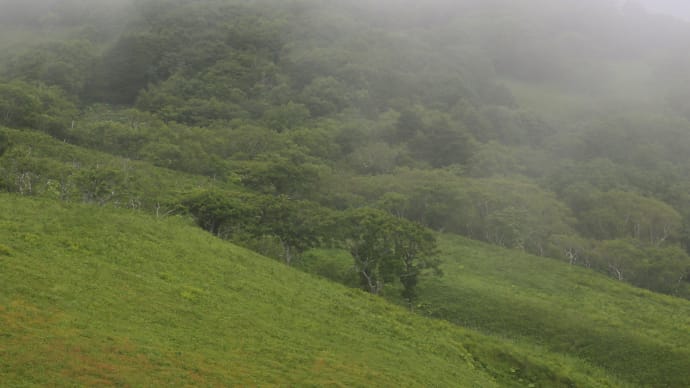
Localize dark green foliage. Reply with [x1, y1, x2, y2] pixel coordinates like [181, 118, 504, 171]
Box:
[395, 109, 423, 142]
[0, 81, 77, 137]
[88, 33, 159, 104]
[181, 189, 259, 238]
[575, 190, 682, 243]
[181, 189, 333, 265]
[3, 40, 98, 97]
[74, 166, 126, 205]
[337, 207, 440, 303]
[262, 102, 311, 132]
[235, 155, 322, 198]
[254, 195, 334, 264]
[0, 81, 41, 129]
[590, 239, 690, 297]
[0, 130, 9, 157]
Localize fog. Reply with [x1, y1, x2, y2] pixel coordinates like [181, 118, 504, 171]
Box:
[638, 0, 690, 20]
[0, 0, 133, 24]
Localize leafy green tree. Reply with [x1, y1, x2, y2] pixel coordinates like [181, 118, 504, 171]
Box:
[395, 109, 423, 142]
[0, 129, 11, 157]
[0, 144, 41, 195]
[236, 155, 321, 198]
[138, 142, 185, 170]
[347, 142, 401, 174]
[591, 239, 690, 296]
[74, 166, 126, 205]
[4, 40, 98, 98]
[222, 124, 290, 160]
[408, 119, 475, 168]
[300, 76, 349, 117]
[337, 207, 439, 304]
[548, 233, 594, 267]
[262, 102, 311, 132]
[635, 245, 690, 297]
[393, 218, 441, 308]
[255, 195, 333, 265]
[285, 126, 341, 161]
[577, 191, 682, 244]
[0, 81, 77, 137]
[182, 190, 260, 238]
[0, 81, 41, 129]
[457, 178, 576, 255]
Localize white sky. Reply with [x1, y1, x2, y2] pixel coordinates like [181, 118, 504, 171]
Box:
[637, 0, 690, 20]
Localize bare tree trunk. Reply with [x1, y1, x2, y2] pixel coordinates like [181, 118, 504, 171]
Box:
[609, 264, 623, 281]
[360, 269, 382, 295]
[280, 240, 293, 266]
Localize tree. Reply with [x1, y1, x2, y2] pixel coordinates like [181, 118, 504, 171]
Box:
[0, 130, 10, 157]
[347, 142, 401, 174]
[337, 207, 439, 306]
[300, 76, 349, 117]
[262, 102, 310, 132]
[256, 195, 333, 265]
[395, 109, 423, 142]
[576, 191, 682, 245]
[74, 166, 126, 205]
[182, 190, 260, 238]
[393, 218, 441, 308]
[408, 118, 475, 168]
[4, 40, 98, 98]
[0, 81, 77, 137]
[236, 154, 321, 198]
[591, 239, 690, 296]
[0, 81, 41, 129]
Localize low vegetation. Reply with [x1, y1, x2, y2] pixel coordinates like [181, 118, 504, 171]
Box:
[0, 195, 624, 387]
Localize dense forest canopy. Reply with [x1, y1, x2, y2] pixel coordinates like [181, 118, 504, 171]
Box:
[1, 0, 690, 299]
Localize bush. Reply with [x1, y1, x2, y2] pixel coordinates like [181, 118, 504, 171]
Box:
[0, 244, 12, 256]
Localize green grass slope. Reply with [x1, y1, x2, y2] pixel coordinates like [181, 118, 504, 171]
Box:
[0, 195, 624, 387]
[416, 235, 690, 387]
[0, 195, 492, 386]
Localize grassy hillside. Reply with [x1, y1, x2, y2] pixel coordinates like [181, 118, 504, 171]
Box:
[0, 195, 625, 386]
[413, 235, 690, 387]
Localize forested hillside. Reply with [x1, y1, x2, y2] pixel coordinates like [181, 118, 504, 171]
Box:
[2, 0, 689, 298]
[1, 0, 690, 385]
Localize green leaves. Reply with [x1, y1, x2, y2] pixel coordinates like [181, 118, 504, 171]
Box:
[0, 129, 10, 157]
[0, 81, 77, 137]
[181, 189, 334, 264]
[337, 207, 439, 302]
[4, 40, 98, 97]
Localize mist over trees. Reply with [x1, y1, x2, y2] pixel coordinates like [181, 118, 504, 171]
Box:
[1, 0, 690, 299]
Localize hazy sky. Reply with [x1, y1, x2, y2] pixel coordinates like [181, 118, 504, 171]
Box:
[637, 0, 690, 20]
